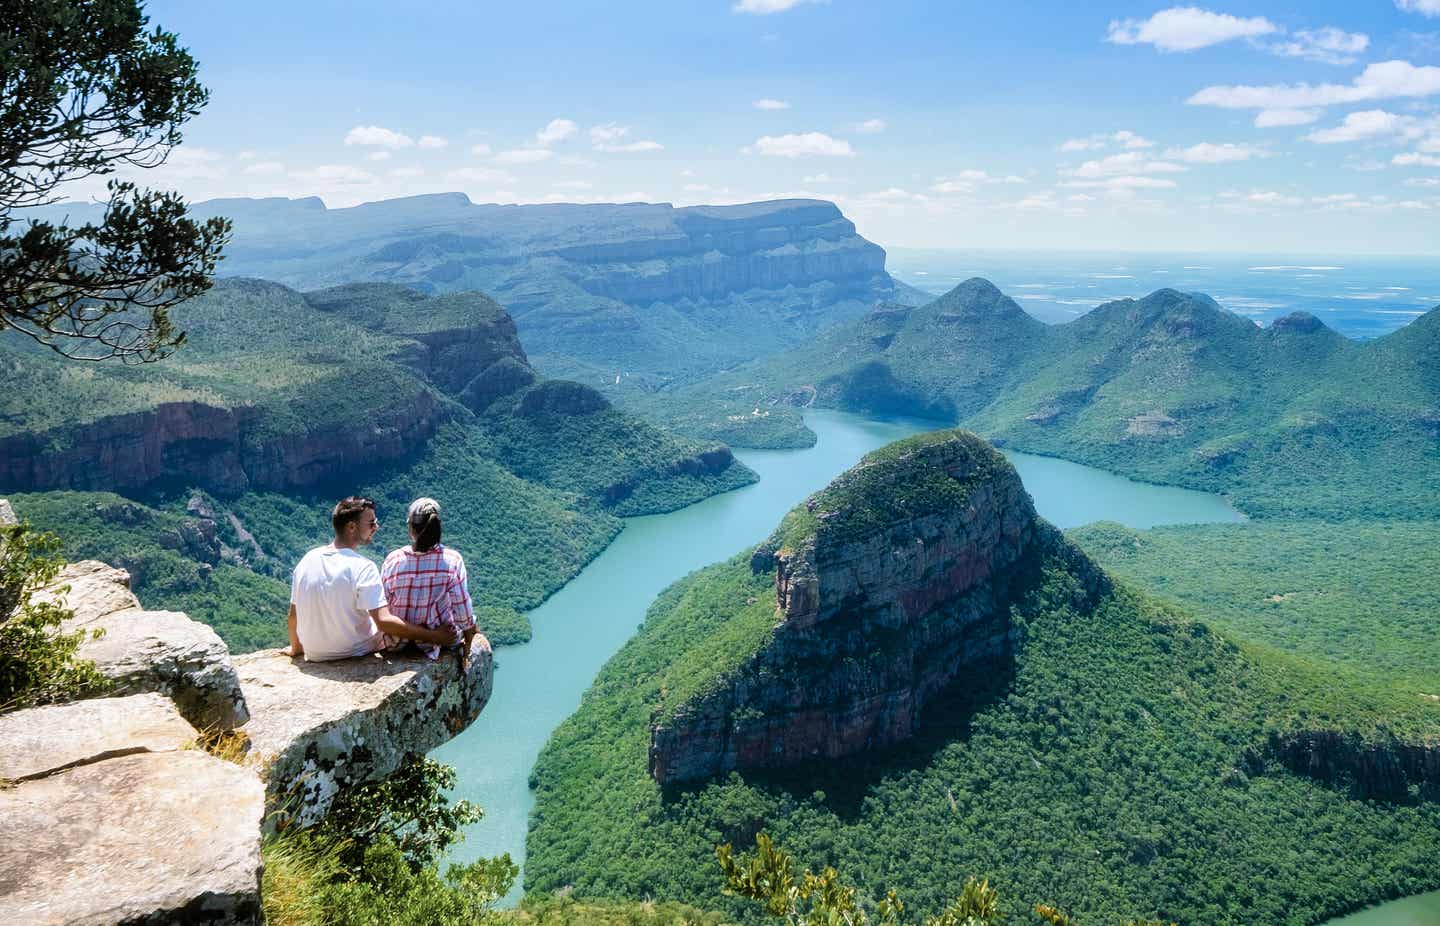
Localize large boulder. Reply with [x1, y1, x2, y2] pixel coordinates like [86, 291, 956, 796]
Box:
[236, 635, 494, 827]
[0, 497, 16, 525]
[0, 750, 264, 925]
[0, 692, 197, 782]
[34, 561, 250, 730]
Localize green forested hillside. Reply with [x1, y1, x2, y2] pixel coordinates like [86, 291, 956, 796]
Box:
[1, 278, 755, 650]
[527, 552, 1440, 926]
[1070, 520, 1440, 693]
[646, 280, 1440, 520]
[526, 431, 1440, 925]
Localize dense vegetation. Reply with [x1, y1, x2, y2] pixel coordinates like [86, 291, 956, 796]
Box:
[527, 541, 1440, 925]
[646, 281, 1440, 521]
[0, 523, 107, 710]
[1070, 520, 1440, 694]
[1, 278, 758, 650]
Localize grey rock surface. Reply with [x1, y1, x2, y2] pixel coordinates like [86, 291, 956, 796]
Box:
[0, 497, 16, 525]
[0, 692, 197, 782]
[236, 635, 493, 827]
[0, 750, 264, 925]
[35, 561, 250, 730]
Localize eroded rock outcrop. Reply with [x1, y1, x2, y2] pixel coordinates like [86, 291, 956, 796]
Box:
[1267, 728, 1440, 801]
[34, 561, 249, 730]
[0, 750, 265, 925]
[236, 637, 494, 827]
[0, 390, 444, 496]
[649, 430, 1105, 785]
[0, 692, 197, 782]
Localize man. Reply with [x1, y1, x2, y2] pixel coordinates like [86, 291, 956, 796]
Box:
[287, 496, 460, 661]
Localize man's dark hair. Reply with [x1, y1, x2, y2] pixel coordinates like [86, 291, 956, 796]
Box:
[332, 496, 375, 535]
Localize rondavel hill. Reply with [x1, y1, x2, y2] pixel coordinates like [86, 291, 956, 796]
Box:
[526, 429, 1440, 926]
[0, 277, 755, 651]
[654, 278, 1440, 520]
[24, 195, 924, 382]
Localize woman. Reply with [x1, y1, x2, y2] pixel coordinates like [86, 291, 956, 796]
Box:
[380, 497, 477, 659]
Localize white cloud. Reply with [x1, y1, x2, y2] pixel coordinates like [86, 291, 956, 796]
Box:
[343, 125, 415, 149]
[1060, 130, 1153, 151]
[470, 143, 492, 157]
[1106, 7, 1278, 52]
[746, 131, 855, 157]
[1405, 176, 1440, 185]
[494, 148, 554, 164]
[854, 118, 887, 133]
[552, 180, 594, 190]
[237, 150, 258, 161]
[537, 118, 579, 146]
[1255, 108, 1321, 127]
[242, 160, 285, 176]
[589, 123, 664, 152]
[1065, 151, 1185, 177]
[1268, 27, 1369, 66]
[930, 170, 1027, 193]
[1061, 175, 1180, 190]
[753, 98, 790, 110]
[417, 135, 449, 149]
[448, 167, 516, 183]
[599, 140, 664, 152]
[1114, 130, 1154, 149]
[293, 164, 377, 186]
[157, 146, 225, 181]
[1189, 60, 1440, 110]
[1165, 142, 1263, 162]
[390, 167, 425, 178]
[1305, 110, 1425, 143]
[1220, 189, 1305, 207]
[1396, 0, 1440, 16]
[367, 151, 392, 162]
[803, 172, 835, 183]
[733, 0, 821, 13]
[1395, 151, 1440, 165]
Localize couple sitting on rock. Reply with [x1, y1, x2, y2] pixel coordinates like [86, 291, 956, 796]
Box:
[286, 496, 476, 662]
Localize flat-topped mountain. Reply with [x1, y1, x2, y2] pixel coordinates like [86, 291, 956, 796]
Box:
[527, 430, 1440, 925]
[34, 195, 919, 380]
[658, 279, 1440, 519]
[648, 431, 1104, 785]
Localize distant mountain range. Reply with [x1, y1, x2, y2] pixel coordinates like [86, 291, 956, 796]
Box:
[29, 194, 923, 382]
[651, 278, 1440, 519]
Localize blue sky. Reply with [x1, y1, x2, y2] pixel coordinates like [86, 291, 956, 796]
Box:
[103, 1, 1440, 253]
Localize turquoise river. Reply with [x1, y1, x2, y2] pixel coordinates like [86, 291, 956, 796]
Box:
[430, 410, 1429, 923]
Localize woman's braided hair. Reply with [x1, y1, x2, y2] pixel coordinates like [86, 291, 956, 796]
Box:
[407, 497, 443, 553]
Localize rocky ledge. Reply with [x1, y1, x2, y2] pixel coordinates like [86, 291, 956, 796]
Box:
[1267, 728, 1440, 801]
[0, 539, 495, 924]
[237, 637, 493, 827]
[0, 694, 266, 925]
[649, 430, 1105, 785]
[35, 560, 249, 730]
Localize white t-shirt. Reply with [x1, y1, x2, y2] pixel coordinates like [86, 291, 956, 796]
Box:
[290, 544, 387, 661]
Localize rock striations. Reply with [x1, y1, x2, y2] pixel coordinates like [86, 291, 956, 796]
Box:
[648, 430, 1106, 785]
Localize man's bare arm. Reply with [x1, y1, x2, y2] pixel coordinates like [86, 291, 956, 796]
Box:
[284, 603, 304, 657]
[370, 606, 461, 647]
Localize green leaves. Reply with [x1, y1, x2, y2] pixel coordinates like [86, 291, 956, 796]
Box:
[0, 521, 107, 710]
[1, 0, 229, 361]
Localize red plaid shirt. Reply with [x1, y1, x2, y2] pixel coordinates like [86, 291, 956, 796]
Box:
[380, 544, 475, 660]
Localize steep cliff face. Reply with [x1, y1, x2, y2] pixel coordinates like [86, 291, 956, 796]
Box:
[0, 390, 444, 495]
[648, 430, 1105, 785]
[1267, 729, 1440, 801]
